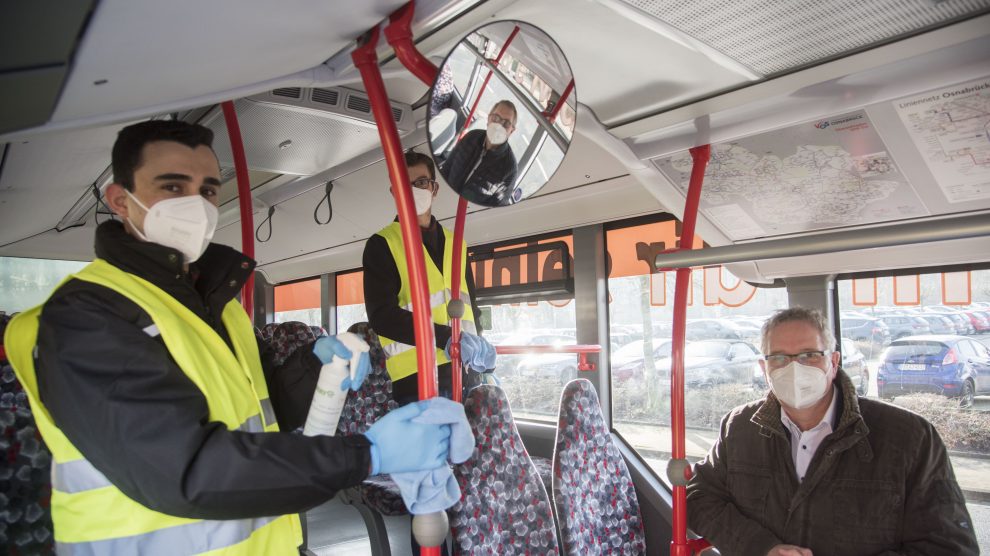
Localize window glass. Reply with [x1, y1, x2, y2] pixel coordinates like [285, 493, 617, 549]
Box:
[274, 278, 321, 327]
[0, 256, 88, 313]
[336, 271, 367, 333]
[474, 233, 577, 421]
[487, 301, 577, 421]
[606, 219, 788, 484]
[837, 269, 990, 533]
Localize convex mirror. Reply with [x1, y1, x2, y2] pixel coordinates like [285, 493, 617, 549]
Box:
[427, 21, 576, 207]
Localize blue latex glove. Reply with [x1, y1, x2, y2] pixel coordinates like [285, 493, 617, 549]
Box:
[364, 401, 452, 475]
[444, 332, 496, 373]
[339, 352, 371, 392]
[312, 336, 371, 392]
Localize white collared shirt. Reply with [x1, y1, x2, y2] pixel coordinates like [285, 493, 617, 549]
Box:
[780, 386, 838, 482]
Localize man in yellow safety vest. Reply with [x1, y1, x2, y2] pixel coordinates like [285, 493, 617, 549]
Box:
[4, 120, 456, 555]
[363, 151, 496, 406]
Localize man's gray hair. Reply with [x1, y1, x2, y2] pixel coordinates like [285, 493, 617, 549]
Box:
[760, 307, 836, 354]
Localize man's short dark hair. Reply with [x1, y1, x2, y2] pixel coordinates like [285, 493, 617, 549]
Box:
[112, 120, 216, 191]
[404, 150, 436, 181]
[493, 100, 517, 126]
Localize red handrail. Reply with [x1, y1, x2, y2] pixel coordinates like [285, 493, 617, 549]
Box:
[384, 3, 474, 404]
[544, 78, 574, 125]
[495, 344, 601, 371]
[352, 29, 437, 400]
[354, 19, 442, 556]
[449, 198, 469, 401]
[221, 101, 255, 318]
[670, 145, 710, 556]
[384, 2, 438, 85]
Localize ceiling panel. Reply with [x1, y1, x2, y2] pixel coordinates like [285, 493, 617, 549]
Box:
[0, 122, 130, 246]
[621, 0, 990, 75]
[49, 0, 407, 124]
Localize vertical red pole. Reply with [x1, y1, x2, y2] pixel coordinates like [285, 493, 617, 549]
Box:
[221, 101, 255, 318]
[352, 27, 438, 406]
[448, 198, 469, 402]
[385, 3, 469, 403]
[670, 145, 710, 556]
[544, 79, 574, 125]
[458, 25, 521, 140]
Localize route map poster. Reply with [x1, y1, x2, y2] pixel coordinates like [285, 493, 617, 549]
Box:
[893, 77, 990, 203]
[653, 110, 928, 240]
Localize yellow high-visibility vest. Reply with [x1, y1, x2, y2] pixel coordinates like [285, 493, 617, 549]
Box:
[4, 259, 302, 555]
[375, 222, 476, 382]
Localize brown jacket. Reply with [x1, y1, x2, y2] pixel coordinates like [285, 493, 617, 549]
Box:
[687, 370, 978, 556]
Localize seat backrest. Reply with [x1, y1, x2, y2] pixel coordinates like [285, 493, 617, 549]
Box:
[336, 322, 397, 435]
[553, 379, 646, 555]
[270, 321, 317, 367]
[450, 385, 559, 555]
[259, 322, 279, 343]
[309, 325, 328, 338]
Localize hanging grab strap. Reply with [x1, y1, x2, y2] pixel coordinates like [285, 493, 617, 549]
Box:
[313, 181, 334, 225]
[255, 206, 274, 243]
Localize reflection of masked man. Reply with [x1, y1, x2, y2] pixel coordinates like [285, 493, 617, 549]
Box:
[440, 100, 519, 206]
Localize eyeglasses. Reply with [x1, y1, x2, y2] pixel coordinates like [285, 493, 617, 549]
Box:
[488, 112, 513, 130]
[411, 177, 438, 190]
[764, 351, 830, 369]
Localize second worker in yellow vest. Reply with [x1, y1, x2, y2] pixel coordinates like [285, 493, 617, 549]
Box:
[363, 151, 497, 406]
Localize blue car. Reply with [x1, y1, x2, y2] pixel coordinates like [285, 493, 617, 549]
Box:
[877, 335, 990, 408]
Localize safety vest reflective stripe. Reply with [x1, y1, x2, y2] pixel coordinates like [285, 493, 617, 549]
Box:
[259, 397, 276, 429]
[53, 412, 268, 494]
[53, 459, 112, 494]
[381, 319, 478, 359]
[55, 514, 279, 556]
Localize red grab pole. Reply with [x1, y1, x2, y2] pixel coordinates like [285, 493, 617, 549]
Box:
[448, 198, 469, 401]
[670, 144, 710, 556]
[352, 27, 438, 405]
[458, 25, 521, 141]
[544, 79, 574, 125]
[385, 3, 470, 402]
[384, 2, 438, 85]
[221, 101, 255, 318]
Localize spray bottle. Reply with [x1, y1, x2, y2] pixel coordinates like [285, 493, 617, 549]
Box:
[303, 332, 370, 437]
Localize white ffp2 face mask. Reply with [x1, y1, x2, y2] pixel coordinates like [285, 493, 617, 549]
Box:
[768, 361, 829, 409]
[126, 191, 219, 263]
[412, 187, 434, 216]
[486, 122, 509, 145]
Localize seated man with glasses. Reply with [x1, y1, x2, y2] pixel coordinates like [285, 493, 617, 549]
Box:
[439, 100, 519, 206]
[687, 307, 977, 556]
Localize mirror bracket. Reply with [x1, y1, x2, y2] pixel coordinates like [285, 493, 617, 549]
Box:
[384, 2, 438, 86]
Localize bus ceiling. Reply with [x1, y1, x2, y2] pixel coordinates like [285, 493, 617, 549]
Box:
[1, 1, 989, 283]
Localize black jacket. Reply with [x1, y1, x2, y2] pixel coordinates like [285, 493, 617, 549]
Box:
[440, 129, 518, 206]
[35, 221, 370, 520]
[687, 370, 978, 556]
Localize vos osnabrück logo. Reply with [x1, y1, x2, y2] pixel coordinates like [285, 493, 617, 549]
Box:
[814, 119, 830, 129]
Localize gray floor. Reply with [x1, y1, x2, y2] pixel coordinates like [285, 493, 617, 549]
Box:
[304, 496, 414, 556]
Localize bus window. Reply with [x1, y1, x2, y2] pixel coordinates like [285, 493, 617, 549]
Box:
[470, 233, 577, 421]
[605, 219, 788, 482]
[836, 269, 990, 524]
[335, 270, 367, 333]
[486, 301, 576, 421]
[0, 256, 87, 313]
[273, 277, 320, 326]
